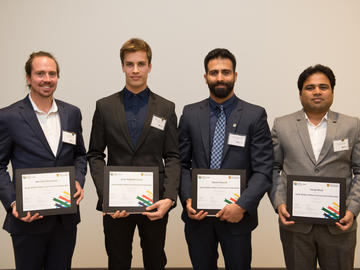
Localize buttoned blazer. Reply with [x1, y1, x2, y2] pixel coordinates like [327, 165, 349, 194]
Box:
[87, 90, 180, 211]
[270, 110, 360, 234]
[178, 97, 273, 233]
[0, 96, 87, 234]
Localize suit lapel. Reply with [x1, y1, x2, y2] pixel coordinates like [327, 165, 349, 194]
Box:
[19, 96, 54, 156]
[295, 111, 316, 165]
[135, 91, 156, 151]
[222, 98, 243, 162]
[116, 91, 135, 150]
[317, 110, 338, 164]
[56, 100, 67, 157]
[199, 100, 210, 167]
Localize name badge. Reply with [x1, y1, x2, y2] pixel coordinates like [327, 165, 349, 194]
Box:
[150, 115, 166, 131]
[62, 131, 76, 145]
[333, 139, 349, 152]
[228, 133, 246, 147]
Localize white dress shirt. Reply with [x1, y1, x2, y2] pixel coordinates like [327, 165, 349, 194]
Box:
[29, 95, 61, 156]
[305, 112, 328, 161]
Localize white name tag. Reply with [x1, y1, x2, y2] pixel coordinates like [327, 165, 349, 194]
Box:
[150, 115, 166, 131]
[228, 133, 246, 147]
[333, 139, 349, 152]
[62, 131, 76, 145]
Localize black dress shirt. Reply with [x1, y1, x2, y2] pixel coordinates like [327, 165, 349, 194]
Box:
[124, 87, 150, 147]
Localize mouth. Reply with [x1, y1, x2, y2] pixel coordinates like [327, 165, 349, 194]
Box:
[131, 76, 141, 80]
[312, 98, 324, 103]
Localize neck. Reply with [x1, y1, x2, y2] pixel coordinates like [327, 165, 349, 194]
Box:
[210, 91, 234, 104]
[126, 85, 147, 94]
[30, 91, 53, 113]
[305, 111, 327, 126]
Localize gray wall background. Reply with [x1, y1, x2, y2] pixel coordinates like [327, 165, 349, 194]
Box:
[0, 0, 359, 268]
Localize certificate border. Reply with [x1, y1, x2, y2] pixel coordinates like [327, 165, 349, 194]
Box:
[15, 166, 77, 217]
[287, 175, 346, 224]
[191, 169, 246, 215]
[103, 166, 159, 213]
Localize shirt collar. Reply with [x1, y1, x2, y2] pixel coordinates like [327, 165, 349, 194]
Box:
[124, 87, 150, 100]
[28, 94, 58, 114]
[209, 94, 236, 112]
[304, 111, 328, 127]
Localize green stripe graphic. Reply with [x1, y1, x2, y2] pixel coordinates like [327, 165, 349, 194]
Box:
[137, 196, 152, 206]
[53, 198, 70, 208]
[322, 207, 338, 219]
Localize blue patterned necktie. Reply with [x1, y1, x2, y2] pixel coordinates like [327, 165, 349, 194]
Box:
[210, 105, 226, 169]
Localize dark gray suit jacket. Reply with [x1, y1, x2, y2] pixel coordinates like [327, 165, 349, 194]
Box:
[270, 110, 360, 234]
[179, 96, 273, 233]
[87, 89, 180, 211]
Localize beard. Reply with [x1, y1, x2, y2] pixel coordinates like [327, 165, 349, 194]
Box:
[207, 80, 234, 99]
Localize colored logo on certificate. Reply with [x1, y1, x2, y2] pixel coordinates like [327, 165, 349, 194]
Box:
[136, 190, 154, 207]
[322, 202, 340, 219]
[224, 193, 240, 205]
[53, 191, 71, 208]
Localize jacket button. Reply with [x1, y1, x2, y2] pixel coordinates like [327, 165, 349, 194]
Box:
[314, 168, 319, 173]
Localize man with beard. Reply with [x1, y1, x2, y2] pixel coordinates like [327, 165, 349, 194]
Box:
[178, 48, 273, 270]
[270, 64, 360, 270]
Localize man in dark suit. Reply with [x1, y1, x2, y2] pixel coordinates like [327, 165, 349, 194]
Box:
[270, 64, 360, 270]
[87, 38, 180, 270]
[0, 51, 87, 270]
[178, 48, 273, 270]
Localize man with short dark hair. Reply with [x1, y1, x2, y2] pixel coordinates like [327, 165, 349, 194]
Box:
[179, 48, 273, 270]
[0, 51, 87, 270]
[270, 64, 360, 270]
[87, 38, 180, 270]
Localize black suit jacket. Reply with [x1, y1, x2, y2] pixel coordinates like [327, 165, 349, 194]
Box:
[0, 96, 87, 234]
[87, 89, 180, 211]
[179, 96, 273, 233]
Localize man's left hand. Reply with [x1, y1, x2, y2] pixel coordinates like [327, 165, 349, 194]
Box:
[336, 210, 355, 231]
[216, 203, 246, 223]
[142, 198, 173, 221]
[74, 181, 84, 205]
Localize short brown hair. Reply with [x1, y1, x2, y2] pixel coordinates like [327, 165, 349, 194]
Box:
[25, 51, 60, 79]
[120, 38, 152, 64]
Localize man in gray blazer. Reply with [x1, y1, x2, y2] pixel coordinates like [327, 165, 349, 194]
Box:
[270, 64, 360, 270]
[87, 38, 180, 270]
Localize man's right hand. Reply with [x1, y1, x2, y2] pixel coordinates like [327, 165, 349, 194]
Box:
[12, 202, 43, 223]
[186, 198, 208, 220]
[277, 203, 295, 226]
[103, 210, 130, 219]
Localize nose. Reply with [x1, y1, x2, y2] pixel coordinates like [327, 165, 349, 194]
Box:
[43, 73, 51, 82]
[313, 86, 321, 95]
[133, 64, 139, 73]
[216, 73, 224, 82]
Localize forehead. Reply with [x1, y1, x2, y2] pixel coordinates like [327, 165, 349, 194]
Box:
[123, 50, 148, 63]
[207, 57, 233, 71]
[31, 56, 57, 71]
[303, 72, 330, 85]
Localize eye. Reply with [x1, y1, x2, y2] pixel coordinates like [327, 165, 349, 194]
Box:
[319, 84, 330, 90]
[222, 70, 232, 76]
[138, 62, 146, 67]
[304, 85, 315, 91]
[49, 72, 57, 78]
[125, 62, 133, 67]
[208, 70, 218, 76]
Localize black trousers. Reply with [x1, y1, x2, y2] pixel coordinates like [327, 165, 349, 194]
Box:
[103, 213, 168, 270]
[11, 217, 77, 270]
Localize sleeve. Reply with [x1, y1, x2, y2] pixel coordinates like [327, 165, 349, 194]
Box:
[269, 117, 287, 211]
[0, 110, 16, 211]
[87, 101, 107, 206]
[347, 117, 360, 216]
[235, 108, 274, 216]
[178, 106, 193, 206]
[161, 103, 181, 203]
[73, 108, 87, 187]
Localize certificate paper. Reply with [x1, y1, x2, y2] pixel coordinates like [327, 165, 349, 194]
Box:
[192, 169, 246, 215]
[103, 166, 159, 213]
[287, 175, 345, 224]
[15, 167, 77, 217]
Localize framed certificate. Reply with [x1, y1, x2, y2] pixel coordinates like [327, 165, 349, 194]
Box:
[287, 175, 346, 224]
[15, 166, 77, 217]
[191, 169, 246, 215]
[103, 166, 159, 213]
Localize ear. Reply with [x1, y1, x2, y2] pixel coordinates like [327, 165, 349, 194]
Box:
[203, 73, 207, 84]
[234, 71, 238, 82]
[26, 75, 31, 87]
[148, 63, 152, 73]
[121, 63, 125, 73]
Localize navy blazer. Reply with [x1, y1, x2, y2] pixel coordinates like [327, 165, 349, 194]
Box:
[178, 96, 273, 233]
[0, 96, 87, 234]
